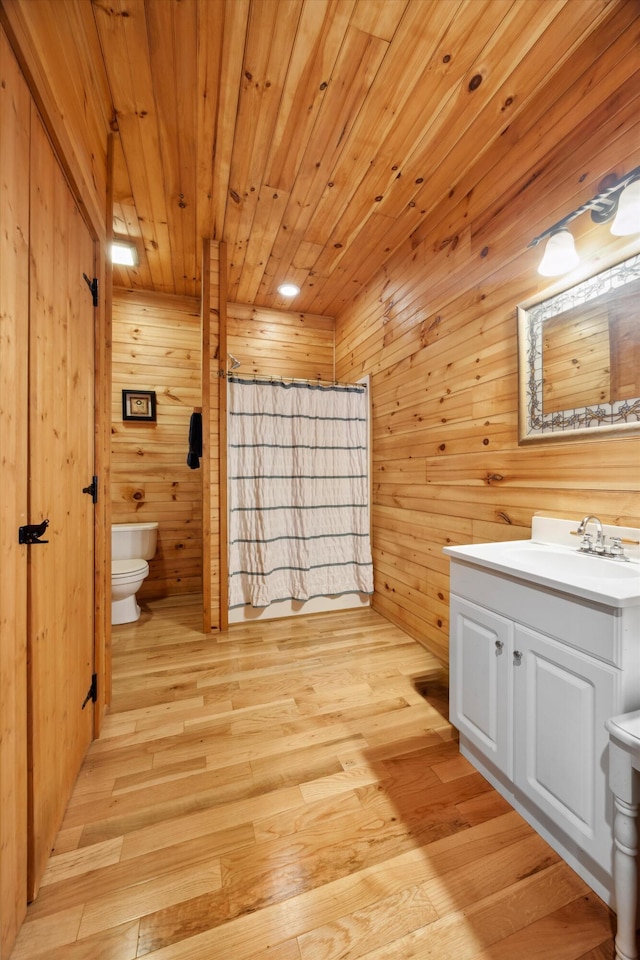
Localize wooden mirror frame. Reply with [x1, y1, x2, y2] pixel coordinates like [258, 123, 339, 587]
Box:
[517, 252, 640, 444]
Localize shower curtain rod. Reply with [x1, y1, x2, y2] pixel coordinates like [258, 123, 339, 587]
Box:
[226, 371, 367, 389]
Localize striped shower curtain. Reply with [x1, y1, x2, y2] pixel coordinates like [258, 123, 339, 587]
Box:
[227, 376, 374, 609]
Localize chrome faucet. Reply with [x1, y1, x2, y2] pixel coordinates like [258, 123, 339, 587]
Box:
[577, 515, 605, 553]
[575, 516, 629, 561]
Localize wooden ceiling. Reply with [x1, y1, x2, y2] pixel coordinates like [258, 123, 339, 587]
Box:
[95, 0, 615, 315]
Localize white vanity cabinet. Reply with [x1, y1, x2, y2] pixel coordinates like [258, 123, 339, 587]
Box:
[446, 548, 640, 907]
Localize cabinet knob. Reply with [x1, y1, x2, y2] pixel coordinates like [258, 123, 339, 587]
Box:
[513, 650, 523, 664]
[495, 640, 504, 652]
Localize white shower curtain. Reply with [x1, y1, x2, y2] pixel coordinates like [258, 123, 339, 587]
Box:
[227, 376, 373, 609]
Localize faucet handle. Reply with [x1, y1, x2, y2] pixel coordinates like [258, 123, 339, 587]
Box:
[580, 533, 592, 552]
[609, 536, 625, 558]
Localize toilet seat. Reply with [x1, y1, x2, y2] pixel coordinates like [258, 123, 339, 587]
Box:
[112, 558, 149, 581]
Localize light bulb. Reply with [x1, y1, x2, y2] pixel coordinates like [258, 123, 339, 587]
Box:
[610, 180, 640, 236]
[277, 283, 300, 297]
[537, 230, 580, 277]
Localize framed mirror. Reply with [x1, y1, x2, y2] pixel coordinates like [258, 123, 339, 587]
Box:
[517, 253, 640, 443]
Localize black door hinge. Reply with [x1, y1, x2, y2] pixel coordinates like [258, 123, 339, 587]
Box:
[82, 673, 97, 709]
[83, 273, 99, 307]
[82, 475, 98, 504]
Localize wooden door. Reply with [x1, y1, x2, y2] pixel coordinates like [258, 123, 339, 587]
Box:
[27, 110, 96, 898]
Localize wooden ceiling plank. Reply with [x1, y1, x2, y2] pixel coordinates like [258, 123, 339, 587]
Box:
[263, 0, 357, 192]
[114, 206, 155, 291]
[309, 0, 570, 281]
[195, 0, 224, 246]
[171, 0, 200, 295]
[305, 211, 397, 315]
[381, 2, 640, 309]
[465, 5, 640, 241]
[112, 133, 155, 288]
[387, 0, 615, 228]
[234, 0, 358, 300]
[146, 0, 199, 296]
[351, 0, 410, 41]
[257, 261, 312, 307]
[292, 240, 326, 273]
[212, 0, 251, 242]
[112, 135, 134, 209]
[93, 0, 174, 292]
[316, 0, 620, 312]
[33, 0, 632, 315]
[300, 0, 465, 249]
[305, 0, 508, 279]
[224, 0, 302, 298]
[112, 202, 128, 236]
[264, 24, 389, 300]
[115, 131, 174, 293]
[235, 184, 291, 303]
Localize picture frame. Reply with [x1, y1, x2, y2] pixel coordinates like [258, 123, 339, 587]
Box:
[122, 389, 157, 422]
[517, 252, 640, 443]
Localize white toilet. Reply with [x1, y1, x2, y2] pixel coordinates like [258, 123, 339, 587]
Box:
[111, 521, 159, 625]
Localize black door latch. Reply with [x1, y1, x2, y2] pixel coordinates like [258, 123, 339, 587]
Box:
[19, 519, 49, 544]
[82, 673, 97, 709]
[82, 476, 98, 503]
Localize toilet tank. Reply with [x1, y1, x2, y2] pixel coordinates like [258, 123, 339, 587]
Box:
[112, 522, 158, 561]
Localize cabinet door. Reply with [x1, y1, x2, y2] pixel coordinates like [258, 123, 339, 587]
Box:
[450, 595, 513, 778]
[513, 624, 616, 867]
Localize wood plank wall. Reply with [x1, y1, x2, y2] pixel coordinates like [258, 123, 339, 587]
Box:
[112, 288, 202, 599]
[227, 303, 335, 381]
[334, 9, 640, 668]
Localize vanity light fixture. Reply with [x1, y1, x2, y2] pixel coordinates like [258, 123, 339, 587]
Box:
[111, 240, 139, 267]
[277, 282, 300, 297]
[529, 165, 640, 276]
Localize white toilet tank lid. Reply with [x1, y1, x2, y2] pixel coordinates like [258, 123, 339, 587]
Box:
[112, 558, 149, 577]
[112, 522, 159, 531]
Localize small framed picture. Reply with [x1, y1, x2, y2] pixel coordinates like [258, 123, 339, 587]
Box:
[122, 389, 157, 421]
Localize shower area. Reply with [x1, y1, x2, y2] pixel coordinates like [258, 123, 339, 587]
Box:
[226, 369, 373, 623]
[199, 255, 374, 630]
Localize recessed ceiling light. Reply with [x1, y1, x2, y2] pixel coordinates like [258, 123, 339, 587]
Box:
[111, 241, 138, 267]
[277, 283, 300, 297]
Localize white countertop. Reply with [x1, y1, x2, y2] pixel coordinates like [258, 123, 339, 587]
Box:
[444, 539, 640, 608]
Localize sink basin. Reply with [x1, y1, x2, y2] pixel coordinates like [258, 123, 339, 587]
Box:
[502, 544, 640, 582]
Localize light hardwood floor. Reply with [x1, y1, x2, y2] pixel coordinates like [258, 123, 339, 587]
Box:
[12, 595, 618, 959]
